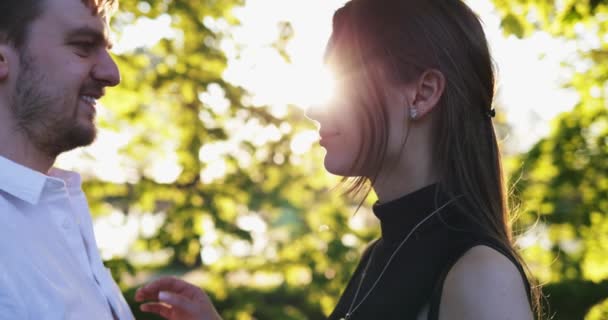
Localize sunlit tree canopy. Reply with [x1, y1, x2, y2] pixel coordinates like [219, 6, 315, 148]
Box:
[53, 0, 608, 319]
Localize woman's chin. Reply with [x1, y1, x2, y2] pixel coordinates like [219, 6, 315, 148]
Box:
[323, 158, 361, 177]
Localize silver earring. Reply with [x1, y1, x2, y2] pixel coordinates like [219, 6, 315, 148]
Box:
[410, 106, 418, 120]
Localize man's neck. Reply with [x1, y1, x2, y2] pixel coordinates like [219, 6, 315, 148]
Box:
[0, 125, 55, 174]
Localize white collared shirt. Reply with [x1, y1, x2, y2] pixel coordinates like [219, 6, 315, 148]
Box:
[0, 156, 134, 320]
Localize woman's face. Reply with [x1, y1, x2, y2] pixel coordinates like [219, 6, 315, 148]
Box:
[306, 70, 366, 177]
[306, 64, 413, 178]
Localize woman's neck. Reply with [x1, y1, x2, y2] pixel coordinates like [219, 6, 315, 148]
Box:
[373, 164, 437, 204]
[372, 133, 438, 203]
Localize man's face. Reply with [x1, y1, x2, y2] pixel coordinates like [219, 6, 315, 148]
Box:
[10, 0, 120, 156]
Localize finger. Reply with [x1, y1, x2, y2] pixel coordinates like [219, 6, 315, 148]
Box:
[137, 276, 190, 301]
[135, 285, 159, 302]
[158, 291, 198, 315]
[140, 302, 173, 319]
[176, 281, 207, 301]
[135, 287, 150, 302]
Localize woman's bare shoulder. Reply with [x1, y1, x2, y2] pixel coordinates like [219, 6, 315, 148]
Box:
[438, 245, 533, 320]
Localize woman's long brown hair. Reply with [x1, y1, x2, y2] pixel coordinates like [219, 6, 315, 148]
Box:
[327, 0, 543, 317]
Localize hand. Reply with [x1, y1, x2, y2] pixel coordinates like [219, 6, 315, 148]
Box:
[135, 276, 222, 320]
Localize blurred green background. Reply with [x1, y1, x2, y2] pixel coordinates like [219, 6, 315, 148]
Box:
[58, 0, 608, 319]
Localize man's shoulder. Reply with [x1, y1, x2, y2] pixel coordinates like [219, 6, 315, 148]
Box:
[0, 191, 19, 218]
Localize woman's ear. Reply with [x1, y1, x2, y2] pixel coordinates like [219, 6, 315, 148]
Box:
[411, 69, 445, 118]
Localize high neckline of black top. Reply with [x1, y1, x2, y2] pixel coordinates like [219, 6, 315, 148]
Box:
[372, 183, 453, 244]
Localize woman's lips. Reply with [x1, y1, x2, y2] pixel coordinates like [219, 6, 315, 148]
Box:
[319, 131, 340, 146]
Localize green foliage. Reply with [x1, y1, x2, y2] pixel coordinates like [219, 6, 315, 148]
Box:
[86, 0, 608, 318]
[542, 280, 608, 319]
[87, 0, 375, 318]
[494, 0, 608, 317]
[512, 104, 608, 317]
[493, 0, 608, 38]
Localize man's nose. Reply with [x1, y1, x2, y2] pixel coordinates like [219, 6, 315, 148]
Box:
[92, 50, 121, 87]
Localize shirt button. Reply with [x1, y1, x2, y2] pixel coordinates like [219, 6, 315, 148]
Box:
[62, 219, 70, 229]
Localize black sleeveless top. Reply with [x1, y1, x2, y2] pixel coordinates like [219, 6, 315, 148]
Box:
[328, 184, 531, 320]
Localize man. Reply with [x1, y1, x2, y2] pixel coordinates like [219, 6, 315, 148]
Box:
[0, 0, 133, 318]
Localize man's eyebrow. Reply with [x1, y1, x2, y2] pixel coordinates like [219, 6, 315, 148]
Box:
[66, 26, 114, 49]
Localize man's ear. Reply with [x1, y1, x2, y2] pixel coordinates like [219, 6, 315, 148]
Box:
[0, 45, 11, 81]
[411, 69, 445, 118]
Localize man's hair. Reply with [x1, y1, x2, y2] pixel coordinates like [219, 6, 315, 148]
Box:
[0, 0, 118, 47]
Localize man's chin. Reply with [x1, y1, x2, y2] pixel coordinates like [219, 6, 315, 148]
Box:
[61, 125, 97, 151]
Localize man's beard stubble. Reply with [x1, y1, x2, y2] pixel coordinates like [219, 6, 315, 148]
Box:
[10, 50, 97, 158]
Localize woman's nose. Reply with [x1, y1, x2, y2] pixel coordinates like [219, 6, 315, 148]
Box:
[305, 103, 326, 123]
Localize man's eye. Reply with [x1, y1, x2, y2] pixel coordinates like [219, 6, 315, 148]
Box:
[72, 41, 96, 54]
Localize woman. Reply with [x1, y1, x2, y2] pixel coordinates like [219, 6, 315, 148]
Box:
[135, 0, 541, 319]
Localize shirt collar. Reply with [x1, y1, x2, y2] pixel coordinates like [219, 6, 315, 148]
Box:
[0, 156, 82, 205]
[48, 167, 83, 193]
